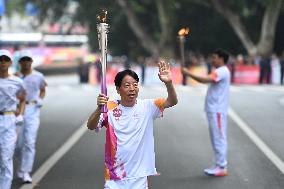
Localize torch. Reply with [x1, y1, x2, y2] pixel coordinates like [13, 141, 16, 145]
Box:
[97, 10, 109, 113]
[178, 27, 190, 85]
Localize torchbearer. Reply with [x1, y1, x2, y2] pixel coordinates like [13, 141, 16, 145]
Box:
[181, 49, 230, 177]
[87, 11, 178, 189]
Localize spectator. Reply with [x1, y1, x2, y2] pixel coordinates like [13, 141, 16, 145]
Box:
[259, 56, 271, 84]
[77, 58, 89, 83]
[281, 51, 284, 85]
[271, 53, 281, 85]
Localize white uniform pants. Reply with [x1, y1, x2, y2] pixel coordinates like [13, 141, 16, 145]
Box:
[0, 114, 17, 189]
[104, 177, 148, 189]
[17, 105, 40, 173]
[206, 112, 228, 167]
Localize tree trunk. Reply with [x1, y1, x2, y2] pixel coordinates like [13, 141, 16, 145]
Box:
[116, 0, 160, 57]
[155, 0, 175, 57]
[257, 0, 283, 57]
[211, 0, 283, 56]
[211, 0, 257, 55]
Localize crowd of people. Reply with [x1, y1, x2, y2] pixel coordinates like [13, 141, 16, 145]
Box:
[77, 51, 284, 86]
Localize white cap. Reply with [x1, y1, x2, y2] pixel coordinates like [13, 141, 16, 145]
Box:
[0, 49, 12, 59]
[18, 50, 33, 60]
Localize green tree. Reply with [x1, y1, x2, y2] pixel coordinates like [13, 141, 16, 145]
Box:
[17, 0, 284, 57]
[209, 0, 283, 57]
[116, 0, 175, 57]
[25, 0, 69, 23]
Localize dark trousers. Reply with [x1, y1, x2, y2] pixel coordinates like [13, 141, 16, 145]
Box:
[259, 66, 271, 84]
[280, 60, 284, 85]
[281, 67, 284, 85]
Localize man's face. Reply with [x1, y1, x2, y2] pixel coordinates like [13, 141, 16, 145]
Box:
[211, 53, 222, 67]
[117, 75, 139, 105]
[0, 55, 12, 72]
[19, 57, 33, 71]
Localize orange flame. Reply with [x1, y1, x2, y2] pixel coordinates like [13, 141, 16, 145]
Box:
[97, 10, 108, 23]
[178, 27, 190, 36]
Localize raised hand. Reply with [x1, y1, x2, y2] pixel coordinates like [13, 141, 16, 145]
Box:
[158, 61, 172, 84]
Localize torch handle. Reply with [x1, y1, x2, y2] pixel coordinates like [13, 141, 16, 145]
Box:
[101, 52, 108, 113]
[98, 23, 109, 113]
[179, 36, 185, 68]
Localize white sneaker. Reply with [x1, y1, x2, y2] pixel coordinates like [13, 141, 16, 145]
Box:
[17, 170, 24, 179]
[204, 166, 228, 177]
[22, 172, 32, 183]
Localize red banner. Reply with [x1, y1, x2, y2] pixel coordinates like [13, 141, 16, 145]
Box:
[233, 65, 259, 84]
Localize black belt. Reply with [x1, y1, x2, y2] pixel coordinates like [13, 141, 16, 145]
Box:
[26, 100, 37, 105]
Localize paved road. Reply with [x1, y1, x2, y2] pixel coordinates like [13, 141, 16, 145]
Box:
[12, 75, 284, 189]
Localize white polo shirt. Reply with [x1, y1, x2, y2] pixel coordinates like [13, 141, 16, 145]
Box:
[97, 98, 165, 180]
[18, 70, 46, 101]
[0, 75, 25, 112]
[205, 66, 231, 113]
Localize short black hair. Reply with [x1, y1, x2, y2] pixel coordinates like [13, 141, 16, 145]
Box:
[19, 56, 32, 62]
[114, 69, 139, 87]
[213, 49, 229, 64]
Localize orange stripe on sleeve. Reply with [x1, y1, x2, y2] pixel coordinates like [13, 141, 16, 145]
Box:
[154, 98, 166, 112]
[210, 71, 218, 82]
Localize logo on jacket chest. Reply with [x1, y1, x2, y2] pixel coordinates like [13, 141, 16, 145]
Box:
[113, 108, 122, 121]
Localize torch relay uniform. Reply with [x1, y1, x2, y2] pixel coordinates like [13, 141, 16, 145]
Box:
[204, 65, 230, 176]
[96, 98, 166, 189]
[16, 70, 46, 182]
[0, 75, 24, 189]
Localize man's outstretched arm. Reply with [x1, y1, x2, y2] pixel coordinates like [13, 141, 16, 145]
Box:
[181, 67, 215, 84]
[158, 61, 178, 108]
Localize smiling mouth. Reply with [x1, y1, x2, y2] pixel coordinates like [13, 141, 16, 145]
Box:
[128, 94, 136, 98]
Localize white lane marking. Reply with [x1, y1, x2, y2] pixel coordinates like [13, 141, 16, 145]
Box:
[20, 122, 88, 189]
[228, 108, 284, 174]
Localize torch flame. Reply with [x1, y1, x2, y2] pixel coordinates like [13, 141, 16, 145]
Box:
[178, 27, 190, 36]
[97, 10, 108, 23]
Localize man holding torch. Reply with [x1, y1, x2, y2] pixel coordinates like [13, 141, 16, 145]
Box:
[87, 61, 178, 189]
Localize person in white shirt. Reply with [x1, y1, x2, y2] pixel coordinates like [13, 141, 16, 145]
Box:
[15, 51, 47, 183]
[87, 61, 178, 189]
[182, 49, 231, 177]
[0, 49, 26, 189]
